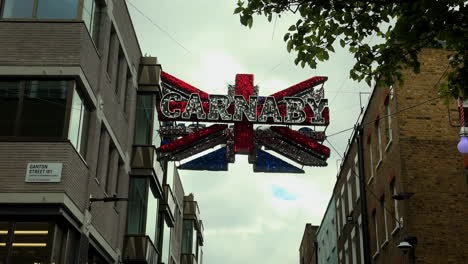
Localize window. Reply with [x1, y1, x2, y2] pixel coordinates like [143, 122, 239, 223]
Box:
[166, 162, 176, 187]
[161, 223, 171, 264]
[386, 102, 392, 145]
[0, 221, 79, 264]
[389, 85, 394, 99]
[336, 199, 341, 237]
[68, 88, 90, 157]
[124, 69, 133, 113]
[381, 198, 389, 244]
[347, 171, 353, 213]
[83, 0, 102, 43]
[127, 177, 146, 235]
[344, 241, 349, 264]
[182, 220, 196, 254]
[96, 127, 109, 182]
[376, 122, 383, 165]
[354, 155, 360, 200]
[126, 178, 160, 243]
[134, 94, 155, 145]
[368, 142, 374, 183]
[146, 182, 159, 242]
[105, 145, 117, 194]
[391, 181, 400, 231]
[2, 0, 78, 19]
[115, 48, 126, 96]
[358, 216, 364, 264]
[351, 228, 357, 264]
[340, 186, 346, 229]
[106, 26, 118, 76]
[373, 213, 379, 254]
[0, 222, 10, 263]
[0, 80, 79, 139]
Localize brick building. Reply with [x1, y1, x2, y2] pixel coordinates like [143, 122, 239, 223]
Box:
[361, 48, 468, 264]
[0, 1, 205, 263]
[317, 48, 468, 264]
[300, 224, 319, 264]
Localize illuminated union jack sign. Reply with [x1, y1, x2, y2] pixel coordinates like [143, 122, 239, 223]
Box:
[156, 72, 331, 173]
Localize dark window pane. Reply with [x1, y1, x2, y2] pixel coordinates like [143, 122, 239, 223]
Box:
[0, 81, 20, 136]
[36, 0, 78, 19]
[20, 80, 68, 137]
[134, 94, 154, 144]
[182, 220, 193, 254]
[0, 222, 10, 264]
[2, 0, 34, 18]
[127, 178, 147, 234]
[10, 222, 50, 264]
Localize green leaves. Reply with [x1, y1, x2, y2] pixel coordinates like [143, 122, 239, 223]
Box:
[233, 0, 468, 100]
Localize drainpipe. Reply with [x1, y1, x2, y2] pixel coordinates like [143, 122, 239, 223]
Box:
[357, 125, 372, 264]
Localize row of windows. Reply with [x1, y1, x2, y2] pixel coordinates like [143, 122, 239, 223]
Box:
[371, 181, 400, 257]
[338, 220, 364, 264]
[0, 221, 109, 264]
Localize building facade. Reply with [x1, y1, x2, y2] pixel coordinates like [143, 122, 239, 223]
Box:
[0, 1, 205, 263]
[300, 224, 319, 264]
[360, 48, 468, 264]
[316, 195, 339, 264]
[317, 48, 468, 264]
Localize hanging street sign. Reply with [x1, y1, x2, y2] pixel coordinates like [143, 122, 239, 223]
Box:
[156, 72, 331, 173]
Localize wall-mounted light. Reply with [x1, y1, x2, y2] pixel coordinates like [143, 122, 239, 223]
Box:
[457, 99, 468, 153]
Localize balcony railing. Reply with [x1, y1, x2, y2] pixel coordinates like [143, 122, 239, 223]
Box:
[181, 254, 198, 264]
[131, 145, 164, 197]
[123, 235, 159, 264]
[162, 184, 176, 227]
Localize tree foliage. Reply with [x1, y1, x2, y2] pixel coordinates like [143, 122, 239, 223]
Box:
[234, 0, 467, 99]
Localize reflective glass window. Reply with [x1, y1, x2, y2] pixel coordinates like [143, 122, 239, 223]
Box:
[0, 81, 20, 136]
[152, 108, 161, 147]
[182, 220, 193, 254]
[0, 222, 10, 264]
[134, 94, 154, 144]
[20, 80, 68, 137]
[83, 0, 102, 43]
[127, 178, 147, 235]
[10, 222, 50, 264]
[2, 0, 34, 18]
[161, 223, 171, 264]
[37, 0, 78, 19]
[145, 182, 159, 243]
[68, 88, 90, 157]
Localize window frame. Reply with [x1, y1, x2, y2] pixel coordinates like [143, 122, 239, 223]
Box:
[391, 181, 400, 234]
[0, 0, 82, 21]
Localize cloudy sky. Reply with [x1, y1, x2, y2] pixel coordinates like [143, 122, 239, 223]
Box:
[128, 0, 372, 263]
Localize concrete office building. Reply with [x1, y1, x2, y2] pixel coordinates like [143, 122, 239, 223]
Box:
[0, 1, 205, 263]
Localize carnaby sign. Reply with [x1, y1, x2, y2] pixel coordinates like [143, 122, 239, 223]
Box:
[155, 72, 331, 173]
[158, 72, 329, 126]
